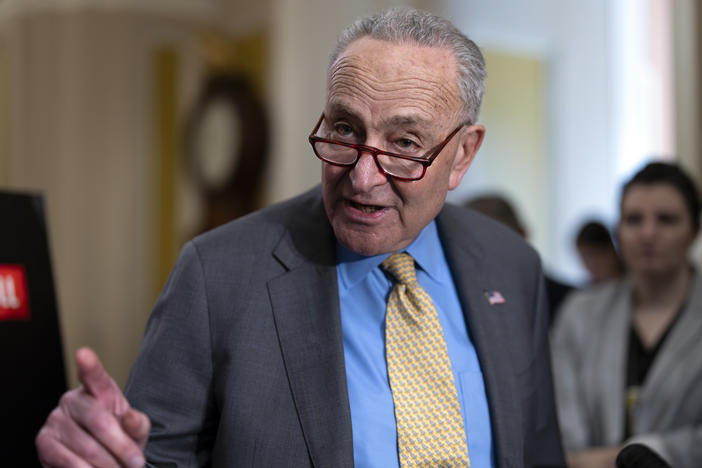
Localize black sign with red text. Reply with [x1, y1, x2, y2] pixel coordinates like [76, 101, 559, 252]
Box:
[0, 191, 66, 465]
[0, 264, 31, 320]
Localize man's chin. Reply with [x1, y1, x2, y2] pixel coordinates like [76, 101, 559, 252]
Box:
[334, 226, 405, 257]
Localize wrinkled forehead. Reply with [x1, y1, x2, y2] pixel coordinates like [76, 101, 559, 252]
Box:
[326, 37, 463, 123]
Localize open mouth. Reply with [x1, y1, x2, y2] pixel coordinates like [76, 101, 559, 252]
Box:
[350, 200, 384, 214]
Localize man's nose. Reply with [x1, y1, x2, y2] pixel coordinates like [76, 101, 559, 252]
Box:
[349, 150, 387, 190]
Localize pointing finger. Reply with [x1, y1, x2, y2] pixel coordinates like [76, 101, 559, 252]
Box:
[75, 347, 129, 416]
[76, 347, 111, 396]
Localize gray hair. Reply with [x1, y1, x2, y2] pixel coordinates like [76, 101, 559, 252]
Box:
[329, 7, 486, 124]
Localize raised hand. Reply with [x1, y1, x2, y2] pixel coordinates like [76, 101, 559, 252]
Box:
[36, 348, 150, 468]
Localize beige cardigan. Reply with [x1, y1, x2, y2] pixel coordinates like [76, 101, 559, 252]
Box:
[551, 271, 702, 468]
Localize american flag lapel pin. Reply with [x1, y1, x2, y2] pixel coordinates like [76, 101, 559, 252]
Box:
[484, 290, 506, 306]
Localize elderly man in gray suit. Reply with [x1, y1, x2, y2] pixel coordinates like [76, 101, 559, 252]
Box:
[36, 7, 565, 468]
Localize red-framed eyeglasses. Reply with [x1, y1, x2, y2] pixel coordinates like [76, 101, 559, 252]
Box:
[308, 113, 465, 181]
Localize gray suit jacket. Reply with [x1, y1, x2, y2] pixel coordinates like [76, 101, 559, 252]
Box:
[552, 272, 702, 467]
[124, 187, 565, 467]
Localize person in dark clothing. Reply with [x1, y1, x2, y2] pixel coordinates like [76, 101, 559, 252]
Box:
[575, 220, 625, 284]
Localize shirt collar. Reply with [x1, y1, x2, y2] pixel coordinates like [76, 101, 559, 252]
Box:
[336, 220, 444, 292]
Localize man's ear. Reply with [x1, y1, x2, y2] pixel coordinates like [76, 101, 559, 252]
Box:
[448, 124, 485, 190]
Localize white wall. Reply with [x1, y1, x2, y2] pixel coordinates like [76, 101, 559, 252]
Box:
[444, 0, 690, 283]
[443, 0, 613, 283]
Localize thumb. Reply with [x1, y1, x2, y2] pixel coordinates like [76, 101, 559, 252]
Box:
[76, 347, 129, 416]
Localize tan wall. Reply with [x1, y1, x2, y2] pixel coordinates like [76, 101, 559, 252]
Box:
[673, 0, 702, 265]
[0, 9, 201, 387]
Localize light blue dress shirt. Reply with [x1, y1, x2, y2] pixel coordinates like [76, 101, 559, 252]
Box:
[337, 221, 495, 468]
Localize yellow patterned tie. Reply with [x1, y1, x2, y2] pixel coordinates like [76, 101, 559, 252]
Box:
[382, 252, 470, 468]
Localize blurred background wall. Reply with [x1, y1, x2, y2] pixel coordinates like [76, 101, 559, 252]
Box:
[0, 0, 700, 389]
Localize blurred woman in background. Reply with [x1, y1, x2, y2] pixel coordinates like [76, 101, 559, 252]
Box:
[551, 162, 702, 468]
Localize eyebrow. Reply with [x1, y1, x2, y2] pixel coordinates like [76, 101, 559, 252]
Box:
[325, 103, 360, 121]
[324, 103, 434, 141]
[381, 115, 432, 129]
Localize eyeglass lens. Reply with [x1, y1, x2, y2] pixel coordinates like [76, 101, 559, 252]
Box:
[313, 141, 424, 179]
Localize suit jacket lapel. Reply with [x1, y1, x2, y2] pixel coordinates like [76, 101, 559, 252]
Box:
[267, 199, 353, 468]
[437, 208, 522, 467]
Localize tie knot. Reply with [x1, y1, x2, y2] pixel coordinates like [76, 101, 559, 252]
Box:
[381, 252, 417, 285]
